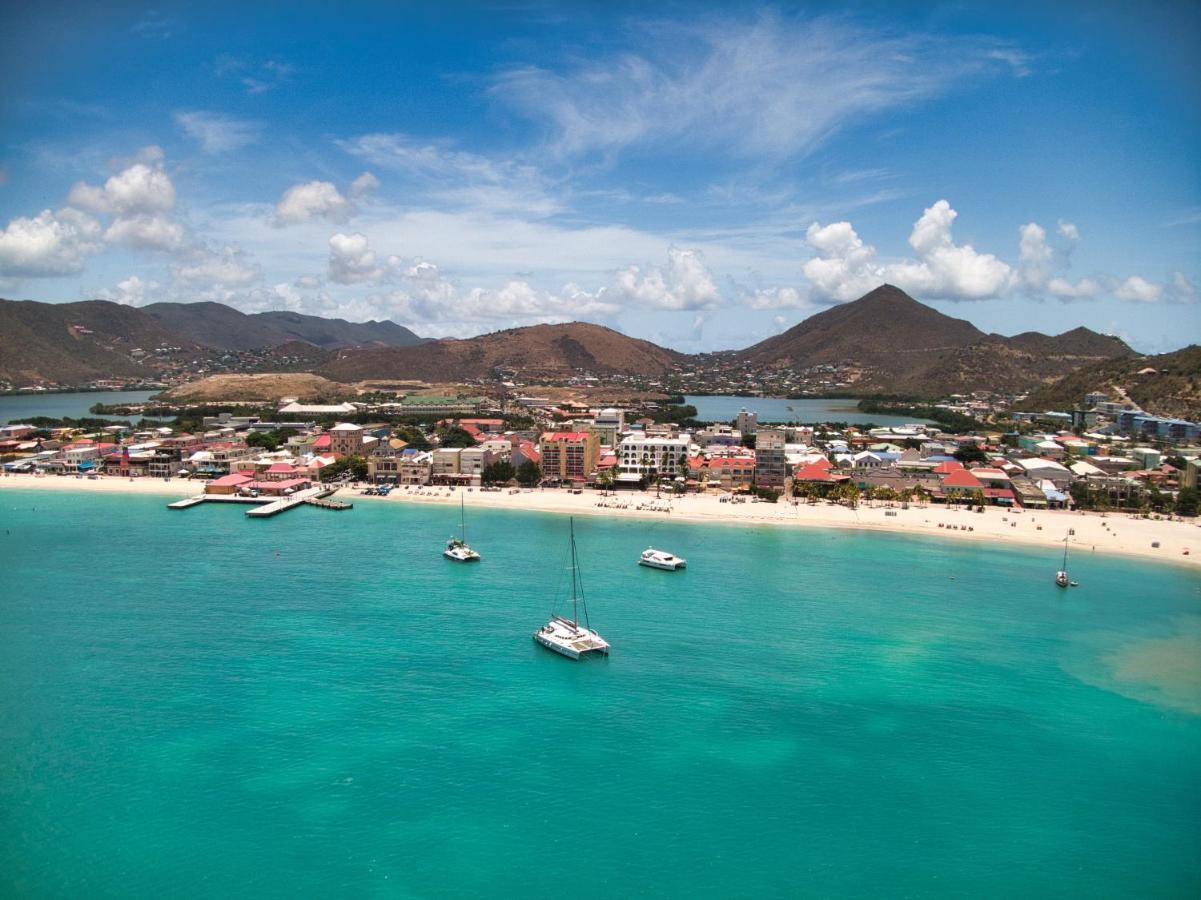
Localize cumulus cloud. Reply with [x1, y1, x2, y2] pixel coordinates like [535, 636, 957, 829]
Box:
[801, 221, 882, 302]
[612, 247, 721, 310]
[888, 200, 1012, 299]
[1047, 276, 1101, 300]
[0, 207, 103, 277]
[1115, 275, 1162, 304]
[799, 200, 1011, 303]
[173, 245, 260, 287]
[97, 274, 161, 306]
[65, 152, 189, 254]
[350, 171, 380, 199]
[175, 110, 261, 153]
[68, 161, 175, 216]
[745, 286, 808, 310]
[328, 232, 385, 284]
[274, 181, 353, 226]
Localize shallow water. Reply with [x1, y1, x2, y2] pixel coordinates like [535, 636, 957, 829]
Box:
[1, 489, 1198, 897]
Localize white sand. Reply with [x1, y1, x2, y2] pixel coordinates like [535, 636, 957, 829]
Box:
[3, 472, 1199, 568]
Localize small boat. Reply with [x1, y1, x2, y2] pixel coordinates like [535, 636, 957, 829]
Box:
[1055, 535, 1078, 587]
[639, 547, 687, 571]
[534, 518, 609, 659]
[444, 495, 480, 562]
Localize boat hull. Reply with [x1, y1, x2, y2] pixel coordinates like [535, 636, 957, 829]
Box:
[533, 619, 609, 659]
[639, 558, 685, 571]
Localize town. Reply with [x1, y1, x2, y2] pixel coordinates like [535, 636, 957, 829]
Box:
[3, 385, 1198, 518]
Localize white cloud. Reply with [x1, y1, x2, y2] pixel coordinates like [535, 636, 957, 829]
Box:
[175, 110, 261, 153]
[801, 221, 882, 302]
[174, 246, 260, 287]
[0, 207, 103, 277]
[1047, 277, 1101, 300]
[612, 247, 721, 310]
[491, 14, 1021, 160]
[887, 200, 1012, 299]
[350, 171, 379, 199]
[65, 155, 188, 254]
[1015, 222, 1054, 290]
[104, 215, 186, 251]
[68, 161, 175, 216]
[97, 274, 161, 306]
[274, 181, 353, 226]
[1167, 272, 1197, 304]
[745, 286, 809, 310]
[340, 133, 560, 215]
[328, 232, 384, 284]
[1115, 275, 1162, 304]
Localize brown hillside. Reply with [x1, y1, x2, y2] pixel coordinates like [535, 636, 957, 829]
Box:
[159, 373, 356, 403]
[0, 298, 200, 383]
[322, 322, 685, 381]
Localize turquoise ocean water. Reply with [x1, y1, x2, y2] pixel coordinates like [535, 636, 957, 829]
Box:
[1, 489, 1199, 898]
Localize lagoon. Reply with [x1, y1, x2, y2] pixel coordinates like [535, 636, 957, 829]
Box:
[0, 389, 161, 423]
[684, 394, 935, 426]
[1, 489, 1198, 897]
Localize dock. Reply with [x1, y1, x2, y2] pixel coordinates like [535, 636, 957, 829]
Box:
[166, 486, 351, 518]
[245, 486, 324, 518]
[304, 496, 353, 510]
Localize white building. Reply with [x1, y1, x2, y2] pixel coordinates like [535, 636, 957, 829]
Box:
[618, 433, 690, 477]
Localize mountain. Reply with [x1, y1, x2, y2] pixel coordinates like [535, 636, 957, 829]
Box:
[0, 299, 202, 384]
[321, 321, 686, 382]
[1017, 345, 1201, 419]
[733, 284, 1135, 396]
[738, 284, 987, 367]
[0, 297, 425, 385]
[143, 302, 425, 350]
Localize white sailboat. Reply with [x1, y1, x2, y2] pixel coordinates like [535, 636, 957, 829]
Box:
[1055, 535, 1077, 587]
[444, 494, 481, 562]
[534, 518, 609, 659]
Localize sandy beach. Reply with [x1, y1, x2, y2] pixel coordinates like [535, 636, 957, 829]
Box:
[3, 472, 1199, 568]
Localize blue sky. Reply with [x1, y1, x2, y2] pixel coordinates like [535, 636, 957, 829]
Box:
[1, 1, 1198, 352]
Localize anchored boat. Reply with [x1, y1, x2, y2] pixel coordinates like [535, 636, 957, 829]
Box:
[444, 494, 481, 562]
[639, 547, 687, 571]
[534, 518, 609, 659]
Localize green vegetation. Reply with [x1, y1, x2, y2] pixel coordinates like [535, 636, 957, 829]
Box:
[481, 461, 516, 485]
[436, 426, 477, 448]
[322, 454, 368, 481]
[857, 398, 980, 432]
[516, 460, 541, 487]
[953, 444, 988, 464]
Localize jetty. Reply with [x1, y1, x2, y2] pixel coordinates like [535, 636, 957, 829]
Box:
[166, 485, 350, 518]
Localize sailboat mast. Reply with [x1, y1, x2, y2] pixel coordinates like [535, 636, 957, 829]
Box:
[570, 517, 578, 626]
[1063, 536, 1069, 569]
[461, 494, 466, 543]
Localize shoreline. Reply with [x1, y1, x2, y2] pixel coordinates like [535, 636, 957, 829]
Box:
[4, 473, 1199, 569]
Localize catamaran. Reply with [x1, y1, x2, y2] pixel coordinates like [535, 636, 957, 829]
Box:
[639, 547, 687, 571]
[534, 518, 609, 659]
[444, 494, 480, 562]
[1055, 535, 1078, 587]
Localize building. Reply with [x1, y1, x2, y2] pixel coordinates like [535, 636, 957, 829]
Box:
[328, 422, 365, 456]
[458, 447, 494, 480]
[432, 447, 463, 481]
[400, 396, 483, 416]
[755, 428, 787, 488]
[735, 408, 759, 435]
[539, 431, 600, 482]
[589, 408, 625, 447]
[617, 433, 690, 479]
[1181, 458, 1200, 490]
